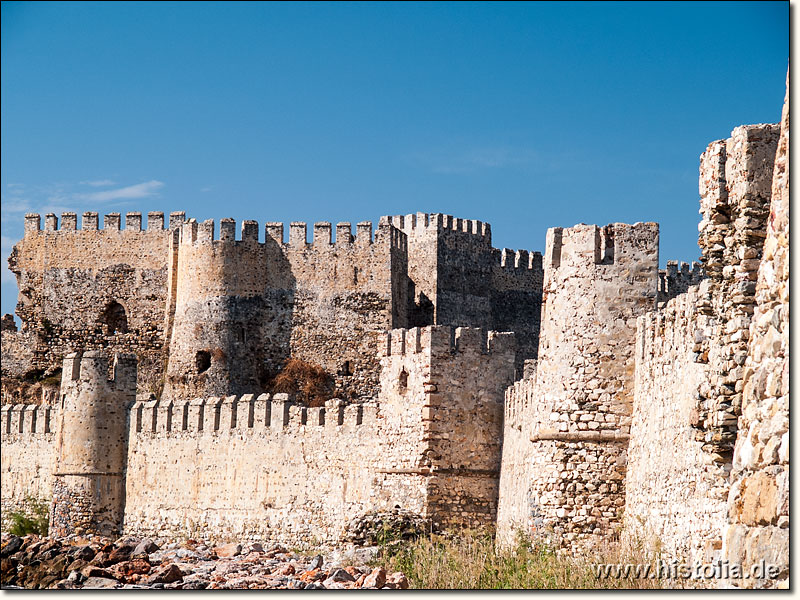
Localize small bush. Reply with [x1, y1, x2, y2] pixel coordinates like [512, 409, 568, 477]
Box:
[270, 358, 333, 407]
[6, 497, 49, 536]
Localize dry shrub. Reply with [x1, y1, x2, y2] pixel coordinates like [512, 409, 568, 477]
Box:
[271, 358, 333, 407]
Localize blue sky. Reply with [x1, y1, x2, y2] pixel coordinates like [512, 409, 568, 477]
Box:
[0, 1, 788, 318]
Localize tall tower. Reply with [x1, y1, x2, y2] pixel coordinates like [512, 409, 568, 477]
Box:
[163, 219, 271, 399]
[50, 350, 136, 537]
[497, 222, 659, 552]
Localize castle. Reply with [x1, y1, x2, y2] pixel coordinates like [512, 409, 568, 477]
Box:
[0, 78, 788, 588]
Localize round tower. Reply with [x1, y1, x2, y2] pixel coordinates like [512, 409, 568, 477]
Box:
[163, 218, 271, 399]
[497, 222, 659, 553]
[50, 350, 136, 537]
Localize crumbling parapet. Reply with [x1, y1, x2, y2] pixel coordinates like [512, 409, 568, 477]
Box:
[723, 75, 789, 589]
[50, 350, 136, 538]
[694, 123, 780, 463]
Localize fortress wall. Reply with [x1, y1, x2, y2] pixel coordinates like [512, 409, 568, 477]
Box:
[496, 222, 659, 553]
[393, 213, 541, 374]
[695, 124, 780, 463]
[0, 404, 59, 530]
[283, 220, 408, 401]
[435, 216, 494, 328]
[377, 326, 515, 529]
[123, 394, 405, 546]
[624, 287, 729, 566]
[164, 219, 408, 401]
[491, 249, 544, 373]
[6, 211, 179, 390]
[427, 327, 515, 527]
[724, 78, 789, 588]
[657, 260, 704, 306]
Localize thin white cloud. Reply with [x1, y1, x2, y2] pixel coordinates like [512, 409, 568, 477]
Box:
[80, 179, 117, 187]
[80, 180, 164, 202]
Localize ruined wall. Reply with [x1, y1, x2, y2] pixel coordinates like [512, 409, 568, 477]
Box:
[624, 288, 729, 566]
[164, 218, 408, 401]
[694, 124, 780, 463]
[0, 404, 59, 530]
[497, 222, 659, 552]
[724, 78, 789, 589]
[6, 211, 179, 392]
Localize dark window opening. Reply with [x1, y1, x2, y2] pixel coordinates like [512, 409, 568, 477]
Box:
[398, 369, 409, 394]
[101, 301, 128, 335]
[339, 360, 353, 376]
[196, 350, 211, 374]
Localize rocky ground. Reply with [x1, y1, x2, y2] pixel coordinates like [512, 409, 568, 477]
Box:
[0, 533, 410, 590]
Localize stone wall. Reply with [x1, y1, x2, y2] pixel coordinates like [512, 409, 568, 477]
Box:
[496, 222, 659, 552]
[163, 218, 408, 401]
[723, 76, 789, 589]
[624, 288, 729, 566]
[123, 394, 395, 545]
[0, 325, 514, 545]
[0, 404, 59, 530]
[392, 213, 542, 375]
[695, 124, 780, 463]
[379, 326, 516, 529]
[5, 211, 178, 391]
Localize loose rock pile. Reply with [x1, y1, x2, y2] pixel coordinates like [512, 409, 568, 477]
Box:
[0, 533, 410, 590]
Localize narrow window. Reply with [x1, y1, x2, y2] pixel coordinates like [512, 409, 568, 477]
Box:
[101, 301, 128, 335]
[398, 369, 409, 394]
[196, 350, 211, 374]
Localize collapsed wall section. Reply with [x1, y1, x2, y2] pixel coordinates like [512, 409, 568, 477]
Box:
[5, 211, 179, 392]
[724, 78, 789, 589]
[497, 222, 659, 552]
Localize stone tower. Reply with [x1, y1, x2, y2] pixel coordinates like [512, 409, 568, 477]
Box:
[497, 222, 659, 552]
[163, 219, 271, 399]
[50, 350, 136, 537]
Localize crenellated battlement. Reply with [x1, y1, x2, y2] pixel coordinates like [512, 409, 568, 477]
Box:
[60, 350, 138, 394]
[379, 325, 515, 358]
[657, 260, 704, 304]
[23, 211, 184, 235]
[0, 404, 58, 436]
[544, 222, 659, 270]
[130, 393, 377, 436]
[387, 212, 492, 244]
[172, 217, 406, 251]
[496, 248, 543, 271]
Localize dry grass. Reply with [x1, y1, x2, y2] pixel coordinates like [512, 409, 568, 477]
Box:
[270, 358, 333, 407]
[380, 528, 668, 589]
